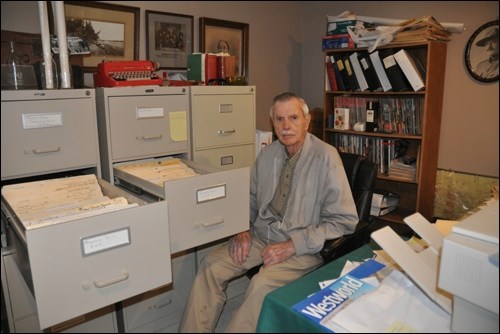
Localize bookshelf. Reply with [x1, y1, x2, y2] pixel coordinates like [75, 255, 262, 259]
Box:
[323, 41, 447, 223]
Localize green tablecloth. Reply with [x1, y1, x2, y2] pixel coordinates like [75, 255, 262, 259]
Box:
[256, 243, 377, 333]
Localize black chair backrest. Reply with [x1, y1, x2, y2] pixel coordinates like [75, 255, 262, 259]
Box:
[339, 152, 377, 222]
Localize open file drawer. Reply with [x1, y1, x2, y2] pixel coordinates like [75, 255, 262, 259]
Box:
[113, 158, 250, 253]
[1, 177, 172, 330]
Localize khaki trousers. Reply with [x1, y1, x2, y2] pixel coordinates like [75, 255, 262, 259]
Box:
[178, 237, 323, 333]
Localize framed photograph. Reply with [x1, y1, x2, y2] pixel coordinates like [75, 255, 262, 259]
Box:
[145, 11, 193, 70]
[464, 20, 499, 83]
[200, 17, 249, 78]
[63, 1, 140, 72]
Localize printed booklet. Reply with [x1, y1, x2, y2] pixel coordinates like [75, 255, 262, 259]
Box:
[292, 259, 386, 332]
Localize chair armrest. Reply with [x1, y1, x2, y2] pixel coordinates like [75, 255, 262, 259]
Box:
[320, 219, 372, 264]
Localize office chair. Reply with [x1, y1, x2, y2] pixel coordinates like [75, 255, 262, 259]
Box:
[246, 152, 378, 278]
[319, 152, 378, 263]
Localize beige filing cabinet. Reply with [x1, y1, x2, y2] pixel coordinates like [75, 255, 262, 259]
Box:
[95, 86, 250, 332]
[189, 86, 256, 330]
[0, 90, 172, 332]
[190, 86, 256, 170]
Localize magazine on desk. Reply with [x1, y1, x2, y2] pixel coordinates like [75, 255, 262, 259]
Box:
[292, 259, 386, 332]
[292, 257, 451, 332]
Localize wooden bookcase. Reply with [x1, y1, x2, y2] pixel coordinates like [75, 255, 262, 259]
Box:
[323, 41, 447, 223]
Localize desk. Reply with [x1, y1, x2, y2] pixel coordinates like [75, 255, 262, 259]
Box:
[256, 243, 376, 333]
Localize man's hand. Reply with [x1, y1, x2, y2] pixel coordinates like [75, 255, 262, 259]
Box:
[228, 231, 252, 265]
[261, 240, 295, 266]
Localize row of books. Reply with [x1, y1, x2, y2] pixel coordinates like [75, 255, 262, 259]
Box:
[325, 48, 426, 93]
[187, 53, 236, 83]
[332, 133, 419, 180]
[328, 96, 424, 135]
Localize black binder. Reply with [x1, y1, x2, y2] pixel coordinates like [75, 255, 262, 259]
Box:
[358, 51, 383, 92]
[379, 49, 411, 91]
[342, 55, 360, 92]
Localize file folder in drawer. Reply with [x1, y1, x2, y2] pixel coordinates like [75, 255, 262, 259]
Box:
[113, 157, 250, 253]
[1, 176, 172, 329]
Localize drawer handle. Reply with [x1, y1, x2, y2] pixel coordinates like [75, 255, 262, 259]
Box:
[136, 134, 163, 140]
[32, 146, 61, 154]
[153, 299, 173, 309]
[217, 129, 236, 135]
[200, 218, 224, 228]
[93, 271, 129, 288]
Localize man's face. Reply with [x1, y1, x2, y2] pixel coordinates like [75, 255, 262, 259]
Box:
[485, 39, 499, 59]
[272, 98, 311, 155]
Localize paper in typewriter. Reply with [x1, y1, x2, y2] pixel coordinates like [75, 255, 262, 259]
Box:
[2, 174, 137, 230]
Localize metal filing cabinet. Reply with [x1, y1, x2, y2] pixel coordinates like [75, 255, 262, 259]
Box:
[189, 86, 256, 330]
[95, 86, 250, 332]
[190, 86, 256, 170]
[0, 89, 172, 332]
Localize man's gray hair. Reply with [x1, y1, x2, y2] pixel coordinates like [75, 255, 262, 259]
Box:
[269, 92, 309, 117]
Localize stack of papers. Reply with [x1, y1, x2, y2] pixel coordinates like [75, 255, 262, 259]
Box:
[1, 174, 137, 230]
[370, 191, 400, 216]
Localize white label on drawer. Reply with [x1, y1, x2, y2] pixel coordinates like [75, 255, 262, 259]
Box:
[197, 184, 226, 203]
[219, 104, 233, 113]
[81, 227, 131, 256]
[136, 107, 164, 119]
[22, 112, 62, 129]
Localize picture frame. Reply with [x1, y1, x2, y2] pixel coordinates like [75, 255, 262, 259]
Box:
[200, 17, 249, 78]
[464, 20, 499, 83]
[63, 1, 140, 72]
[146, 10, 193, 70]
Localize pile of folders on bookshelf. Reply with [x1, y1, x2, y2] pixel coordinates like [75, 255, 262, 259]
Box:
[370, 190, 401, 216]
[325, 47, 426, 93]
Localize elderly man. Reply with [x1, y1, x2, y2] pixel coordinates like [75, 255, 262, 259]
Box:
[179, 92, 358, 332]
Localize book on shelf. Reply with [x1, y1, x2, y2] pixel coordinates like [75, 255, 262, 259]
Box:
[322, 34, 355, 50]
[349, 52, 369, 92]
[342, 55, 360, 91]
[358, 51, 383, 92]
[334, 107, 350, 130]
[292, 259, 386, 332]
[334, 57, 350, 91]
[393, 49, 425, 92]
[369, 50, 392, 92]
[325, 57, 338, 91]
[332, 56, 347, 91]
[379, 49, 412, 91]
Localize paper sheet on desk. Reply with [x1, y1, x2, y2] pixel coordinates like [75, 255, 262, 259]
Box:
[323, 269, 451, 333]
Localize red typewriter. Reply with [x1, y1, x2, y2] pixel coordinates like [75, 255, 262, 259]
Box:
[93, 60, 163, 87]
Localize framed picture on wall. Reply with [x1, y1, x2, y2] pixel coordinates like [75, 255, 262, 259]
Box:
[464, 20, 499, 83]
[63, 1, 140, 72]
[200, 17, 249, 78]
[146, 10, 193, 69]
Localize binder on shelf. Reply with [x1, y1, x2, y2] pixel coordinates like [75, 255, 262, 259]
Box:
[369, 51, 392, 92]
[393, 49, 426, 92]
[379, 49, 412, 91]
[334, 57, 350, 91]
[343, 55, 360, 91]
[359, 51, 383, 92]
[349, 52, 369, 92]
